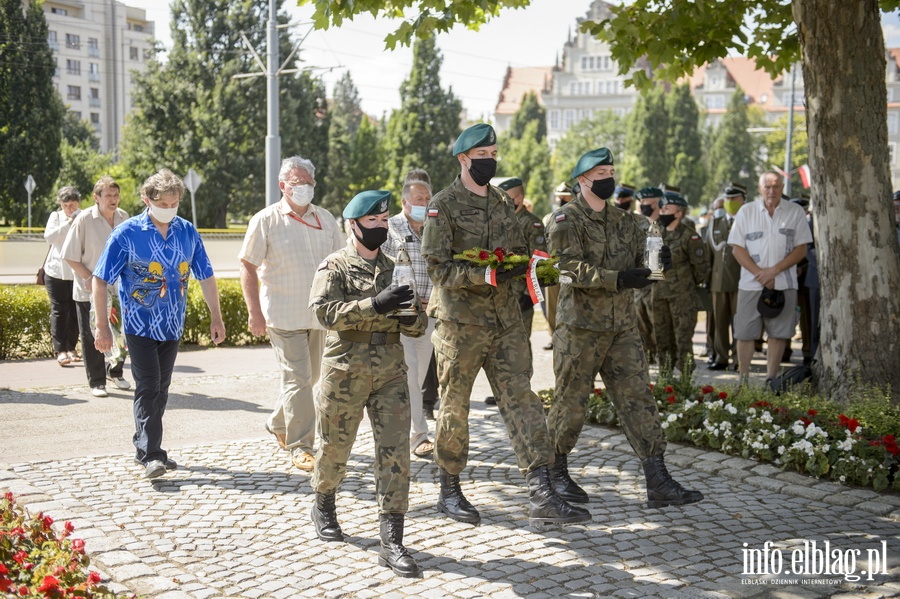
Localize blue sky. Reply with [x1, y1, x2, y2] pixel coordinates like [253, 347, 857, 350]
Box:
[126, 1, 900, 120]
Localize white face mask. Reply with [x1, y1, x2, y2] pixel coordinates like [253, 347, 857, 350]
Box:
[408, 205, 427, 222]
[150, 205, 178, 224]
[713, 208, 726, 219]
[291, 184, 314, 206]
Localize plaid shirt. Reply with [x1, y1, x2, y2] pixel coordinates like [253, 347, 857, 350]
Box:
[383, 213, 433, 303]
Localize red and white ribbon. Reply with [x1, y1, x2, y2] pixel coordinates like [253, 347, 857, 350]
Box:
[526, 250, 550, 304]
[485, 265, 498, 286]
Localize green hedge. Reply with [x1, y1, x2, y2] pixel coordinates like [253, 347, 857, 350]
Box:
[0, 280, 267, 360]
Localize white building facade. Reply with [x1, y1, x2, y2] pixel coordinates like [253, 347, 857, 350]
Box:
[44, 0, 154, 153]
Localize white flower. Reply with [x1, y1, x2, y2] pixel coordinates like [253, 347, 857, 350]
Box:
[666, 413, 678, 423]
[839, 475, 846, 482]
[726, 404, 738, 415]
[792, 421, 806, 436]
[778, 445, 786, 455]
[760, 411, 773, 424]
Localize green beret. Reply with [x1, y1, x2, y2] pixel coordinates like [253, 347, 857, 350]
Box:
[614, 183, 634, 198]
[497, 177, 523, 191]
[659, 191, 688, 208]
[452, 123, 497, 155]
[571, 147, 614, 178]
[342, 190, 391, 219]
[636, 187, 663, 200]
[724, 182, 747, 197]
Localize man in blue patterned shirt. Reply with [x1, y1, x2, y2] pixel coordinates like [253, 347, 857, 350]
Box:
[93, 169, 226, 479]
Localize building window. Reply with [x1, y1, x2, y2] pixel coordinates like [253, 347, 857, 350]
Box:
[65, 34, 80, 49]
[51, 7, 67, 15]
[90, 113, 100, 124]
[781, 93, 803, 107]
[889, 142, 896, 166]
[704, 95, 726, 109]
[600, 56, 611, 71]
[67, 85, 81, 100]
[563, 109, 576, 129]
[128, 23, 144, 32]
[88, 37, 99, 57]
[48, 31, 58, 50]
[709, 75, 720, 88]
[66, 60, 80, 75]
[88, 63, 100, 81]
[549, 110, 560, 130]
[89, 87, 100, 107]
[129, 47, 139, 61]
[889, 112, 898, 135]
[889, 88, 895, 103]
[69, 111, 81, 120]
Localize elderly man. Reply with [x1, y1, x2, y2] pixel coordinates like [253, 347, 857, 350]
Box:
[728, 171, 812, 388]
[421, 123, 589, 526]
[382, 171, 436, 458]
[93, 169, 225, 479]
[546, 147, 702, 508]
[62, 175, 130, 397]
[239, 156, 344, 471]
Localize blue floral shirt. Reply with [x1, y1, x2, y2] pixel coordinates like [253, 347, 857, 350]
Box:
[94, 211, 214, 341]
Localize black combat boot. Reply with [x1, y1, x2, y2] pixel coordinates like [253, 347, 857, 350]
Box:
[526, 466, 591, 525]
[378, 513, 420, 577]
[548, 453, 589, 504]
[641, 456, 704, 508]
[436, 469, 481, 524]
[311, 491, 344, 542]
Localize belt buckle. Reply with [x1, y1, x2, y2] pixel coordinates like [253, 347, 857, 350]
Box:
[371, 331, 387, 345]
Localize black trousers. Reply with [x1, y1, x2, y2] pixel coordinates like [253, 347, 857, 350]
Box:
[75, 300, 124, 387]
[44, 274, 79, 354]
[422, 351, 438, 410]
[127, 334, 179, 465]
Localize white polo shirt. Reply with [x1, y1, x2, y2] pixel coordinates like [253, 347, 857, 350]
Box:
[239, 199, 345, 330]
[727, 199, 813, 291]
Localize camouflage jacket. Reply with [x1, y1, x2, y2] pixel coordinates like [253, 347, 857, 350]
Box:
[421, 176, 528, 329]
[516, 208, 547, 255]
[309, 239, 427, 375]
[653, 223, 710, 303]
[546, 196, 645, 333]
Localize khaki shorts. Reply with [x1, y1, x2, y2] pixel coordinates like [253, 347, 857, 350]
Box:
[734, 288, 799, 340]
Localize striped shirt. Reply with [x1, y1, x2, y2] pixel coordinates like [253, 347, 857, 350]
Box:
[239, 199, 344, 330]
[383, 213, 433, 303]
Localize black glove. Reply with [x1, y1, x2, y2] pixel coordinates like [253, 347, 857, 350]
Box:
[617, 268, 654, 290]
[397, 315, 419, 325]
[495, 263, 529, 283]
[372, 285, 414, 314]
[660, 245, 672, 271]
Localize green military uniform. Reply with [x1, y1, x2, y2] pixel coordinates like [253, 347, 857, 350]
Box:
[547, 195, 666, 459]
[652, 219, 710, 372]
[309, 238, 427, 514]
[421, 176, 553, 476]
[633, 188, 661, 363]
[708, 203, 743, 368]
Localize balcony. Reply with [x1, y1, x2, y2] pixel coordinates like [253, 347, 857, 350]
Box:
[88, 47, 100, 58]
[49, 40, 59, 51]
[88, 72, 100, 82]
[89, 97, 100, 107]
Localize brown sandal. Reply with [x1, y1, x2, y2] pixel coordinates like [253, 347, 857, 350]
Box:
[413, 440, 434, 458]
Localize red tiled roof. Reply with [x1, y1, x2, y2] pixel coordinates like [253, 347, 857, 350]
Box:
[495, 66, 554, 115]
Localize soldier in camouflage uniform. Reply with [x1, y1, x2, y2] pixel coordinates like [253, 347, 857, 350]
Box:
[634, 187, 663, 363]
[652, 191, 711, 372]
[546, 147, 704, 509]
[308, 190, 427, 577]
[540, 183, 573, 351]
[421, 123, 589, 526]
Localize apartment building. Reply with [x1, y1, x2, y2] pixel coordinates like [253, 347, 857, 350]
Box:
[44, 0, 154, 153]
[494, 0, 900, 188]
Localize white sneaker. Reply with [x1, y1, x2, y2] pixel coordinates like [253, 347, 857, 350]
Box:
[109, 376, 131, 390]
[91, 386, 108, 398]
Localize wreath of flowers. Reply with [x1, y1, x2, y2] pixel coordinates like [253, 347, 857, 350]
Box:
[453, 247, 559, 285]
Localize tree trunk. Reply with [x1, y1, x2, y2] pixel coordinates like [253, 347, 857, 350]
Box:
[794, 0, 900, 402]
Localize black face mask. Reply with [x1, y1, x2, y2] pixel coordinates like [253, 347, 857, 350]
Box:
[468, 158, 497, 187]
[353, 221, 389, 251]
[640, 204, 655, 218]
[658, 214, 677, 228]
[589, 177, 616, 200]
[615, 200, 633, 211]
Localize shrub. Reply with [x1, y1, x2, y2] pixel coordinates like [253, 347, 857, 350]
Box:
[0, 286, 53, 360]
[0, 281, 268, 360]
[543, 372, 900, 493]
[0, 492, 133, 598]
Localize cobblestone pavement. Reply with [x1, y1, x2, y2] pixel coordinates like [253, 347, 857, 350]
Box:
[3, 390, 900, 598]
[2, 326, 900, 598]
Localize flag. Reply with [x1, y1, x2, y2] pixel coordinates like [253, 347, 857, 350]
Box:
[798, 164, 811, 189]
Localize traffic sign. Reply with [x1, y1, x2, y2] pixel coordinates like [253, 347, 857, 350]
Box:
[184, 168, 202, 194]
[24, 175, 35, 194]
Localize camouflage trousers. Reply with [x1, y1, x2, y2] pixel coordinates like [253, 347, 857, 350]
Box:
[548, 323, 666, 459]
[652, 295, 698, 372]
[635, 288, 657, 361]
[312, 364, 411, 514]
[432, 319, 553, 476]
